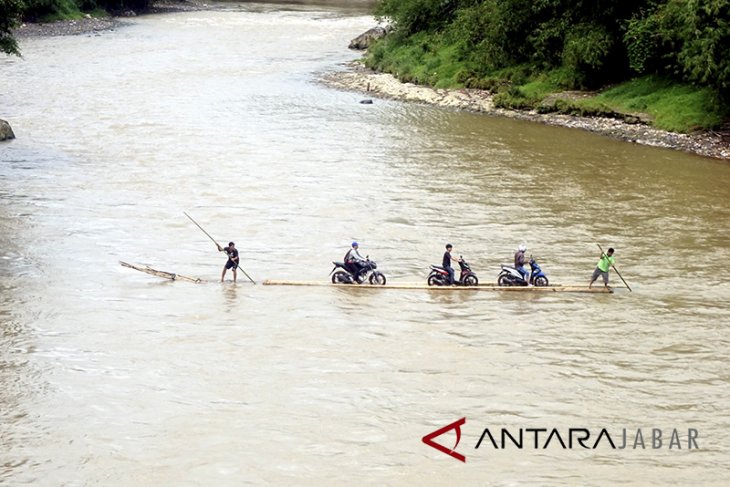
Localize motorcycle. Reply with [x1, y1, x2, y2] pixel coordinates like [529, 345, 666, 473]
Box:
[427, 257, 479, 286]
[497, 257, 549, 286]
[330, 257, 386, 285]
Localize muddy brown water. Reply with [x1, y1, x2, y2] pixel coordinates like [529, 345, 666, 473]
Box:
[1, 2, 729, 485]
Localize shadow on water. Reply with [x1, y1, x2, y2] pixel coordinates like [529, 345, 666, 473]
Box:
[221, 281, 238, 312]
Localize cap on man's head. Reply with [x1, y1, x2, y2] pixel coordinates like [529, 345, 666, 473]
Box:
[352, 242, 358, 247]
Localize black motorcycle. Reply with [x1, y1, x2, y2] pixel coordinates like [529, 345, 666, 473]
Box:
[427, 257, 479, 286]
[330, 258, 387, 285]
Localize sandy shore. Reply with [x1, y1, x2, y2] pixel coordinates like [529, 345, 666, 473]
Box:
[322, 62, 730, 161]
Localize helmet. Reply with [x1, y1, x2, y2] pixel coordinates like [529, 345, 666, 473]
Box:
[518, 244, 526, 252]
[352, 241, 358, 247]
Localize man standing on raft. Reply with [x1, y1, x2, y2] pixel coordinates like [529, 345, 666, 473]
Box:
[589, 247, 615, 289]
[217, 242, 239, 282]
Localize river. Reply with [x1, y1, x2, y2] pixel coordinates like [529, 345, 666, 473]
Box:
[1, 2, 729, 485]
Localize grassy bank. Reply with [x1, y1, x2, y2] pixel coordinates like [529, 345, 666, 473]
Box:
[365, 35, 728, 134]
[492, 74, 727, 133]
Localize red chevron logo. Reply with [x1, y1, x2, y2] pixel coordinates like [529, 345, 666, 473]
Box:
[422, 417, 467, 462]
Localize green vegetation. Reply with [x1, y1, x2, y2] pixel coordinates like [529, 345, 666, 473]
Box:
[22, 0, 151, 22]
[489, 73, 728, 132]
[367, 32, 467, 88]
[24, 0, 87, 22]
[1, 0, 24, 55]
[368, 0, 730, 133]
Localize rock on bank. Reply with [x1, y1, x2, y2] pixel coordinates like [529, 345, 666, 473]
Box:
[0, 120, 15, 141]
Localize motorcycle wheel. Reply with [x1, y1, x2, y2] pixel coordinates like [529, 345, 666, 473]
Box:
[427, 275, 442, 286]
[534, 276, 549, 287]
[497, 274, 511, 286]
[332, 271, 350, 284]
[463, 274, 478, 286]
[369, 272, 386, 285]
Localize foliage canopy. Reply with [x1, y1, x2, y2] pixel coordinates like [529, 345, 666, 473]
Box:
[373, 0, 730, 91]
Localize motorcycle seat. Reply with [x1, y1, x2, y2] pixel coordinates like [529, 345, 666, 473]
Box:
[430, 265, 447, 271]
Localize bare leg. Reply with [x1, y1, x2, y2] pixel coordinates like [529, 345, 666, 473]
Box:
[589, 268, 598, 288]
[221, 267, 227, 282]
[232, 268, 237, 283]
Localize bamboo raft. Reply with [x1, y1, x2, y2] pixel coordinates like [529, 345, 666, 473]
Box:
[262, 280, 614, 293]
[120, 261, 203, 283]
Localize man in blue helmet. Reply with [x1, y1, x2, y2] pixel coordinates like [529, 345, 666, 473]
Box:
[344, 241, 366, 282]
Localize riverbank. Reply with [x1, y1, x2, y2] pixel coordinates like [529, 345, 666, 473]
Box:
[12, 0, 209, 38]
[13, 15, 121, 38]
[322, 62, 730, 161]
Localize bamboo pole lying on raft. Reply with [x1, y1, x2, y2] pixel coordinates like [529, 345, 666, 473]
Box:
[120, 261, 203, 283]
[261, 280, 614, 293]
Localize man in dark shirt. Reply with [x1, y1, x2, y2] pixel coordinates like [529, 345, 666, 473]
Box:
[443, 243, 457, 285]
[217, 241, 239, 282]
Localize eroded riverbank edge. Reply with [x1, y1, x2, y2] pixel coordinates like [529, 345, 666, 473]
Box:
[321, 62, 730, 161]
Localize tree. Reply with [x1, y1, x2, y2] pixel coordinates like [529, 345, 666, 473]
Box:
[0, 0, 23, 56]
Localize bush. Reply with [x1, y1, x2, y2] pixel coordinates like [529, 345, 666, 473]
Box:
[623, 12, 661, 75]
[623, 0, 730, 90]
[375, 0, 461, 37]
[661, 0, 730, 90]
[22, 0, 80, 22]
[561, 23, 614, 88]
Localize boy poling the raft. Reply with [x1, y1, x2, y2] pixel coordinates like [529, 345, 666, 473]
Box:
[589, 247, 614, 289]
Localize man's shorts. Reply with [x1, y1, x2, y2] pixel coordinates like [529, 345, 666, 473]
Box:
[591, 267, 609, 284]
[225, 260, 237, 270]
